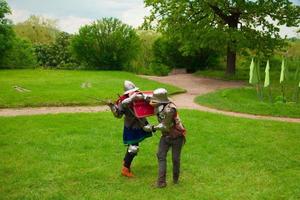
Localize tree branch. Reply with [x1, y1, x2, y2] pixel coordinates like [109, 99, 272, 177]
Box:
[187, 1, 209, 22]
[207, 3, 229, 23]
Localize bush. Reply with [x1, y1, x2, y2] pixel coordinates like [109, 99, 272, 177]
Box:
[125, 62, 171, 76]
[0, 37, 37, 68]
[148, 62, 170, 76]
[71, 18, 140, 70]
[153, 36, 219, 73]
[35, 32, 78, 68]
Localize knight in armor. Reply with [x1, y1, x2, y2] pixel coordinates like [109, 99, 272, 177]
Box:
[143, 88, 186, 188]
[108, 80, 152, 177]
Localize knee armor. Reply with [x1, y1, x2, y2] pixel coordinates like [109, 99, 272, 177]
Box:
[128, 145, 139, 154]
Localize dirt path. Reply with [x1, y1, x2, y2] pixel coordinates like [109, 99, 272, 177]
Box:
[0, 73, 299, 123]
[0, 106, 109, 117]
[142, 74, 300, 123]
[140, 74, 243, 108]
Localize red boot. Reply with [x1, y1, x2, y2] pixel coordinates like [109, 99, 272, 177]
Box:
[121, 166, 134, 177]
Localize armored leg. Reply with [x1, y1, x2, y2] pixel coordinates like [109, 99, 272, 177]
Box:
[172, 136, 184, 184]
[122, 144, 139, 177]
[156, 136, 170, 187]
[123, 144, 139, 168]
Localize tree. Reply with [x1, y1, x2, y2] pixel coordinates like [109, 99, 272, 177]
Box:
[35, 32, 77, 68]
[71, 18, 140, 70]
[128, 30, 160, 73]
[1, 37, 37, 69]
[0, 0, 15, 65]
[14, 15, 59, 44]
[153, 36, 219, 72]
[144, 0, 300, 75]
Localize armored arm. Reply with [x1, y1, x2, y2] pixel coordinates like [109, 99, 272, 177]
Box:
[121, 93, 144, 108]
[108, 103, 123, 118]
[153, 107, 176, 132]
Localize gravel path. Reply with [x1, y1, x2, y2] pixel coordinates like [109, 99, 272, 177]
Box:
[0, 73, 299, 123]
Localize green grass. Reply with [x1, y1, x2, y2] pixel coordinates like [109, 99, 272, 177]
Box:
[195, 67, 300, 118]
[196, 87, 300, 118]
[0, 69, 184, 108]
[1, 110, 300, 199]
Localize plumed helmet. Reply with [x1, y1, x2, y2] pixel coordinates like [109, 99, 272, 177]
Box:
[151, 88, 170, 104]
[124, 80, 139, 95]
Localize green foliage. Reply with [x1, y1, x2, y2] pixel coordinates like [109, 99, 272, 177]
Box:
[14, 15, 59, 45]
[148, 62, 170, 76]
[153, 36, 219, 72]
[286, 40, 300, 73]
[195, 69, 249, 80]
[0, 0, 15, 64]
[71, 18, 140, 70]
[0, 37, 37, 68]
[1, 111, 300, 199]
[34, 32, 78, 68]
[196, 55, 300, 82]
[274, 95, 286, 104]
[144, 0, 300, 73]
[127, 30, 160, 74]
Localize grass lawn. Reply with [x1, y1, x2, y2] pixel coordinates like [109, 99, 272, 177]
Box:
[196, 86, 300, 118]
[195, 67, 300, 118]
[0, 69, 184, 108]
[1, 110, 300, 199]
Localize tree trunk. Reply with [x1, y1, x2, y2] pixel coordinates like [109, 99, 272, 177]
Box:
[207, 4, 240, 76]
[225, 14, 239, 75]
[226, 45, 236, 75]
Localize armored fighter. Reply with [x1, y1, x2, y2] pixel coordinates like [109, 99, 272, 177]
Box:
[108, 80, 152, 177]
[143, 88, 186, 188]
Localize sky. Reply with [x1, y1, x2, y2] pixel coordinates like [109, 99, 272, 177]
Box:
[7, 0, 150, 33]
[6, 0, 300, 38]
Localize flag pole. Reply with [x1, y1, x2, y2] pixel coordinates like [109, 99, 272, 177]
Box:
[296, 85, 299, 103]
[256, 58, 263, 101]
[279, 57, 286, 103]
[293, 63, 300, 103]
[281, 84, 285, 102]
[268, 85, 273, 103]
[264, 59, 272, 103]
[256, 84, 260, 99]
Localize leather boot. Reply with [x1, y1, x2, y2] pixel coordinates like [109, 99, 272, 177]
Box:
[157, 180, 167, 188]
[121, 166, 134, 177]
[157, 173, 167, 188]
[173, 173, 179, 184]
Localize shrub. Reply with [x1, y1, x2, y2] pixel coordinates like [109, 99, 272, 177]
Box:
[71, 18, 140, 70]
[148, 62, 170, 76]
[1, 37, 37, 68]
[153, 36, 219, 73]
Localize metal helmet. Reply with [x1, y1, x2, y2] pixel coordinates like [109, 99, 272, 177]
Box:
[151, 88, 170, 104]
[124, 80, 139, 95]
